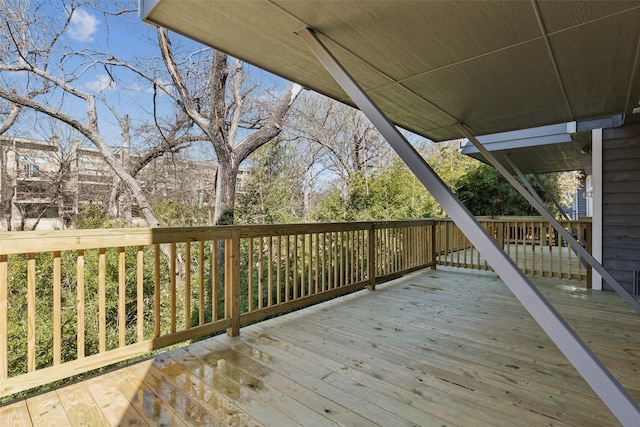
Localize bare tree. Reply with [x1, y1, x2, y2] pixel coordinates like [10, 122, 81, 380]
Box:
[0, 0, 167, 227]
[158, 28, 302, 225]
[290, 93, 393, 201]
[1, 0, 302, 232]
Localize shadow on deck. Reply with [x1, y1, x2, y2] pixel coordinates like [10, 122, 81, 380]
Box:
[1, 267, 637, 426]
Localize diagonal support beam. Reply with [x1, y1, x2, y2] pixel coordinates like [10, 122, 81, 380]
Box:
[504, 154, 546, 206]
[458, 123, 640, 314]
[504, 155, 570, 222]
[297, 27, 640, 426]
[532, 172, 571, 221]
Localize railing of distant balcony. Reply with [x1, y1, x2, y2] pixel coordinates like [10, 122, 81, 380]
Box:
[435, 216, 592, 284]
[0, 219, 435, 398]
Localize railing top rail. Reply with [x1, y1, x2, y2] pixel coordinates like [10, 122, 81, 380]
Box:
[372, 219, 435, 228]
[438, 216, 592, 223]
[0, 219, 437, 255]
[0, 226, 236, 255]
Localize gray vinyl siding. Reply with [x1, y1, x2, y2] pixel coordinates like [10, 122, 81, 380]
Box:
[602, 124, 640, 293]
[570, 177, 587, 220]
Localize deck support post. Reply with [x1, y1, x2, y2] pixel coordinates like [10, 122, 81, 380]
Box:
[458, 124, 640, 313]
[297, 27, 640, 426]
[367, 224, 376, 290]
[226, 230, 241, 337]
[430, 223, 437, 269]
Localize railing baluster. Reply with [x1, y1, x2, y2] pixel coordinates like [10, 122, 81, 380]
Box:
[301, 234, 306, 297]
[98, 248, 106, 353]
[558, 224, 563, 278]
[267, 236, 273, 306]
[285, 235, 290, 302]
[137, 246, 144, 342]
[199, 241, 205, 325]
[330, 232, 340, 289]
[185, 242, 191, 328]
[308, 233, 313, 294]
[154, 244, 161, 338]
[276, 235, 282, 305]
[248, 238, 253, 313]
[53, 251, 61, 365]
[258, 237, 264, 310]
[0, 254, 7, 379]
[27, 252, 36, 372]
[315, 233, 320, 294]
[577, 222, 583, 280]
[322, 232, 327, 292]
[294, 234, 299, 297]
[170, 243, 176, 334]
[118, 247, 126, 347]
[77, 250, 85, 358]
[212, 240, 218, 321]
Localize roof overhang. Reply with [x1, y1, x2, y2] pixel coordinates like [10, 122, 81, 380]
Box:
[140, 1, 640, 142]
[459, 115, 623, 175]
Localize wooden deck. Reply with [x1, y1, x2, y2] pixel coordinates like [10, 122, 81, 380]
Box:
[1, 267, 638, 426]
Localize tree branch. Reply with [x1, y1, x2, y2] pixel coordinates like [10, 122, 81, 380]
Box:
[236, 83, 302, 162]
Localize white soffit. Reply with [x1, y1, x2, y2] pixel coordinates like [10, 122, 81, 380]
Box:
[140, 1, 640, 142]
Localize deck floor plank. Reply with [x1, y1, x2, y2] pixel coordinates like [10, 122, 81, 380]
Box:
[124, 358, 223, 426]
[173, 344, 305, 427]
[5, 267, 638, 426]
[186, 340, 347, 427]
[54, 381, 111, 426]
[113, 361, 189, 426]
[0, 399, 34, 426]
[23, 390, 70, 426]
[83, 374, 148, 427]
[149, 350, 264, 427]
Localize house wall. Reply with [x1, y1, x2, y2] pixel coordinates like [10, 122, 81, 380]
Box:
[602, 123, 640, 293]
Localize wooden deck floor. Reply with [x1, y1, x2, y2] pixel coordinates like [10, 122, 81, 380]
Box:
[2, 267, 639, 426]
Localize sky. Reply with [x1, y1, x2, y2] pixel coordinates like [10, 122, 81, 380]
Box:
[5, 0, 292, 157]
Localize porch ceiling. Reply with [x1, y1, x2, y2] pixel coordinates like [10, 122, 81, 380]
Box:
[140, 1, 640, 142]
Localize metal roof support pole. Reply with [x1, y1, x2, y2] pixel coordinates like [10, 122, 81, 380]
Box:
[502, 154, 570, 221]
[297, 27, 640, 426]
[502, 154, 547, 206]
[458, 124, 640, 314]
[531, 172, 571, 221]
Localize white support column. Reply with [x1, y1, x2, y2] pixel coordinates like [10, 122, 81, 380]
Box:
[297, 27, 640, 426]
[592, 128, 603, 290]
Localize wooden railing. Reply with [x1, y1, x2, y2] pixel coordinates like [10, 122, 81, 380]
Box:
[0, 219, 435, 398]
[435, 217, 592, 283]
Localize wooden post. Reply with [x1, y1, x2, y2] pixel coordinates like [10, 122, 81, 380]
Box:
[497, 221, 504, 249]
[430, 222, 437, 269]
[586, 221, 593, 289]
[226, 229, 241, 337]
[367, 224, 376, 290]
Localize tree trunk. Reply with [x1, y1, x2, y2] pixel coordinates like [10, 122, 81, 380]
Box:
[212, 156, 239, 226]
